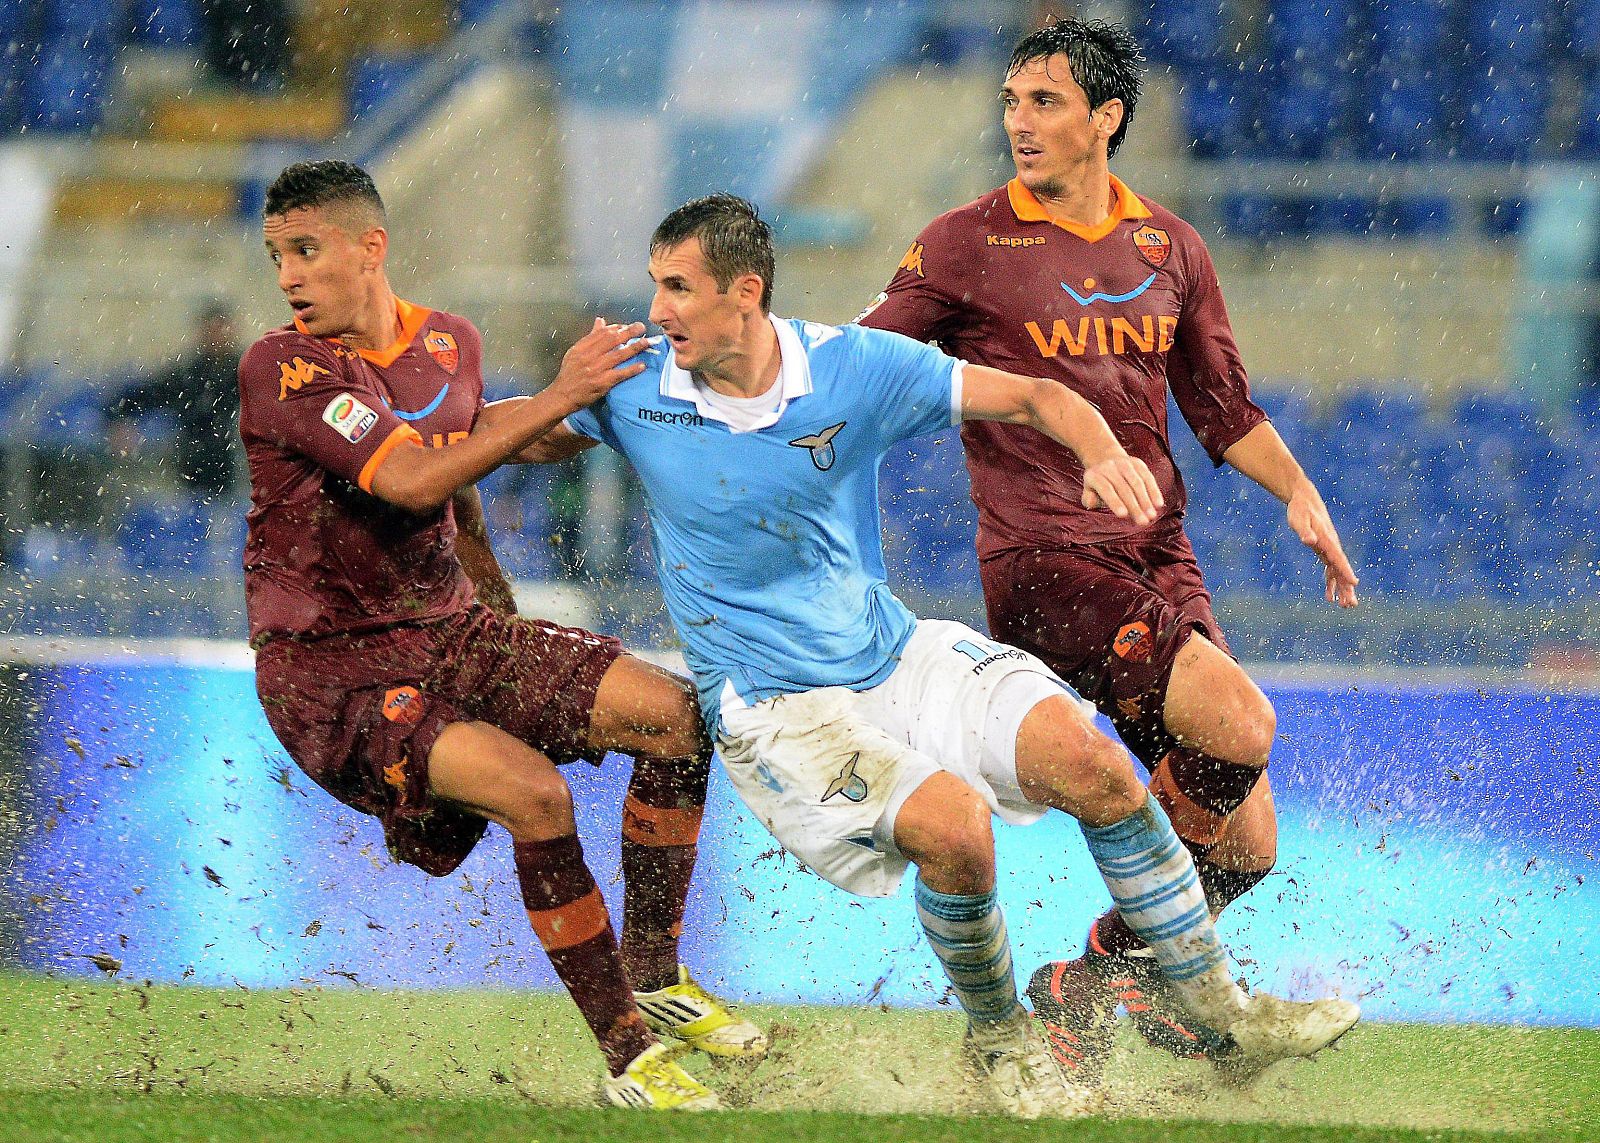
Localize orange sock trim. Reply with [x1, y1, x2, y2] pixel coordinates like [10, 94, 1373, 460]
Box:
[621, 794, 704, 847]
[526, 887, 611, 951]
[1150, 758, 1228, 847]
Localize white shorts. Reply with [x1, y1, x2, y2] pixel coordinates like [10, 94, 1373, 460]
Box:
[716, 619, 1096, 897]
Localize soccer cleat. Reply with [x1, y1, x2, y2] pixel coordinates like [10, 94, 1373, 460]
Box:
[601, 1042, 722, 1110]
[1024, 959, 1119, 1084]
[964, 1008, 1100, 1119]
[633, 965, 769, 1058]
[1083, 946, 1233, 1060]
[1212, 992, 1361, 1083]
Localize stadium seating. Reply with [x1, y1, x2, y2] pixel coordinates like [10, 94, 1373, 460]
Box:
[1181, 64, 1259, 159]
[129, 0, 202, 47]
[1457, 64, 1550, 161]
[1368, 0, 1453, 64]
[1365, 63, 1450, 160]
[1259, 64, 1354, 158]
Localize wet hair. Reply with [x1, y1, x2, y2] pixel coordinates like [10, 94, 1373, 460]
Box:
[651, 193, 775, 312]
[1008, 18, 1144, 158]
[263, 159, 387, 232]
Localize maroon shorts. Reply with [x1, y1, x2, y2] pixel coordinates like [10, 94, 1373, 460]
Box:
[980, 526, 1232, 767]
[255, 603, 624, 876]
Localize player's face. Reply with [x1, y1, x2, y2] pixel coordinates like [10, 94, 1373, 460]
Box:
[1002, 54, 1115, 197]
[647, 238, 745, 374]
[263, 206, 375, 340]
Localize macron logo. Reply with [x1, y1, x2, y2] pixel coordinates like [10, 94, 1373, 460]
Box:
[638, 407, 704, 427]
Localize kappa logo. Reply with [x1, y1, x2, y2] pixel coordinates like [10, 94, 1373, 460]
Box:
[382, 757, 409, 790]
[987, 235, 1046, 248]
[323, 392, 379, 443]
[1112, 620, 1153, 663]
[822, 753, 869, 803]
[382, 685, 426, 724]
[898, 241, 925, 278]
[1132, 224, 1172, 268]
[789, 421, 847, 471]
[423, 328, 459, 374]
[278, 356, 330, 400]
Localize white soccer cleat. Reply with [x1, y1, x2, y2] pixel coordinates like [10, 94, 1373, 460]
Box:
[633, 964, 769, 1058]
[963, 1009, 1100, 1119]
[601, 1042, 722, 1110]
[1215, 992, 1361, 1081]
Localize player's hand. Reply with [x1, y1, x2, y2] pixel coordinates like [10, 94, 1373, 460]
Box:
[1081, 454, 1164, 526]
[1287, 484, 1359, 607]
[549, 318, 655, 410]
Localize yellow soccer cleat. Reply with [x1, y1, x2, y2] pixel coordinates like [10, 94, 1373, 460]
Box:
[633, 965, 770, 1058]
[601, 1042, 722, 1110]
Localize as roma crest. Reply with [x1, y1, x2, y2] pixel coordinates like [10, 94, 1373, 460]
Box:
[1131, 224, 1171, 268]
[423, 329, 459, 374]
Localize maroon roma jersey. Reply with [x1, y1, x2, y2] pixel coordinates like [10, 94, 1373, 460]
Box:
[238, 299, 482, 643]
[860, 176, 1266, 555]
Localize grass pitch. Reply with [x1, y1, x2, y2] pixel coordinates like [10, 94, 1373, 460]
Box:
[0, 972, 1593, 1142]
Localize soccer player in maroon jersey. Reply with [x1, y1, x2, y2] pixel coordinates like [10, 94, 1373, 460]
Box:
[239, 160, 763, 1109]
[858, 19, 1360, 1080]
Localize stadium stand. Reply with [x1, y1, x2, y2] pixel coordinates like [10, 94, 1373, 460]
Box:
[0, 0, 1595, 670]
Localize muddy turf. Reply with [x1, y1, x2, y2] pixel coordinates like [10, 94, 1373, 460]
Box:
[0, 973, 1592, 1141]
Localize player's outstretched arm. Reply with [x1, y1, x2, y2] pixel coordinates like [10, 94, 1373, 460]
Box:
[473, 409, 596, 464]
[1223, 421, 1359, 607]
[960, 364, 1164, 526]
[369, 320, 646, 513]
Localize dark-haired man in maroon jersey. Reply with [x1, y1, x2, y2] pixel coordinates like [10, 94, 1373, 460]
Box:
[239, 159, 763, 1110]
[859, 18, 1359, 1081]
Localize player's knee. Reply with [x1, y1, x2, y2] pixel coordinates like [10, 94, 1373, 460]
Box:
[905, 788, 995, 893]
[1234, 694, 1276, 770]
[650, 719, 713, 765]
[499, 768, 577, 841]
[1066, 733, 1146, 826]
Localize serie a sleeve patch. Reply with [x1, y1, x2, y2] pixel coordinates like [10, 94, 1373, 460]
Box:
[322, 392, 380, 443]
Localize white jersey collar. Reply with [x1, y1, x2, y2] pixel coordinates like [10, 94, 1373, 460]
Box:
[660, 313, 813, 433]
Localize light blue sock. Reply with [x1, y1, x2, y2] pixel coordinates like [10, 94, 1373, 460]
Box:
[1079, 798, 1231, 987]
[913, 879, 1022, 1025]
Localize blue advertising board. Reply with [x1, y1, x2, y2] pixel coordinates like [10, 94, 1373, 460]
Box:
[1, 648, 1593, 1026]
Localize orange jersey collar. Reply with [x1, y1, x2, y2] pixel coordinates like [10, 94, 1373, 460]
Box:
[293, 298, 434, 368]
[1006, 174, 1151, 242]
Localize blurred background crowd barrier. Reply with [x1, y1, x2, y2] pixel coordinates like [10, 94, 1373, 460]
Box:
[0, 0, 1597, 670]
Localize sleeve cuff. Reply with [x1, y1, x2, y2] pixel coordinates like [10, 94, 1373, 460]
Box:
[358, 424, 424, 493]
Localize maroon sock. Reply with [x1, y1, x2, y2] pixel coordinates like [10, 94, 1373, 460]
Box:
[514, 833, 653, 1075]
[619, 755, 707, 991]
[1163, 747, 1265, 817]
[1196, 858, 1270, 915]
[1086, 906, 1147, 958]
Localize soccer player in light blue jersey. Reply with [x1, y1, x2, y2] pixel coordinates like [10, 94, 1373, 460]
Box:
[508, 195, 1359, 1118]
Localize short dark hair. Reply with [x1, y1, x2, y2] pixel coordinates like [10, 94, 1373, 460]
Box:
[263, 160, 387, 230]
[651, 193, 775, 312]
[1008, 18, 1144, 159]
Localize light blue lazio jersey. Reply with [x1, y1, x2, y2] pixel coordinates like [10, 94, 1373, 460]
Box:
[565, 316, 962, 731]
